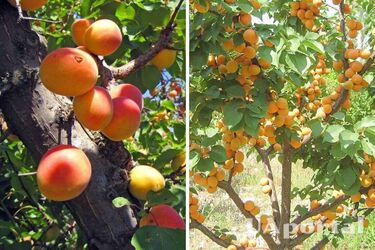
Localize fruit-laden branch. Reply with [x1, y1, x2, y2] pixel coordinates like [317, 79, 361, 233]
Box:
[110, 0, 184, 79]
[292, 183, 375, 226]
[255, 146, 281, 231]
[218, 181, 279, 249]
[331, 1, 349, 114]
[310, 238, 329, 250]
[190, 219, 241, 249]
[279, 142, 292, 249]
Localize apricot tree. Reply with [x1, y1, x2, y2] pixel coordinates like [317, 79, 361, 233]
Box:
[190, 0, 375, 249]
[0, 0, 185, 249]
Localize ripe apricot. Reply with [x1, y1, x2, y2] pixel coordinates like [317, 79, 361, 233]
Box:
[350, 61, 363, 73]
[273, 143, 282, 152]
[37, 145, 92, 201]
[151, 49, 177, 70]
[244, 200, 255, 211]
[262, 185, 272, 194]
[73, 87, 113, 131]
[194, 0, 210, 13]
[248, 65, 261, 75]
[128, 165, 165, 200]
[368, 188, 375, 201]
[239, 13, 252, 26]
[110, 83, 144, 110]
[71, 19, 92, 46]
[8, 0, 47, 11]
[227, 245, 237, 250]
[260, 177, 269, 186]
[276, 98, 288, 109]
[140, 204, 185, 229]
[332, 61, 343, 71]
[85, 19, 122, 56]
[290, 139, 301, 149]
[361, 49, 371, 59]
[101, 97, 141, 141]
[40, 48, 98, 96]
[243, 28, 258, 44]
[235, 151, 245, 163]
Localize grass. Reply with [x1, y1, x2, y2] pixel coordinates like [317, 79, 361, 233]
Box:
[190, 152, 375, 250]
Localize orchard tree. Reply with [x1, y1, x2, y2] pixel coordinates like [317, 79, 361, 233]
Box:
[189, 0, 375, 249]
[0, 0, 186, 249]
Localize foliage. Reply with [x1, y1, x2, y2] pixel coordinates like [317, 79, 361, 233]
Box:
[0, 0, 186, 249]
[190, 0, 375, 249]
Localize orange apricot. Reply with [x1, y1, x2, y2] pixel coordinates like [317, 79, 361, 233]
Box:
[85, 19, 122, 56]
[8, 0, 47, 11]
[101, 97, 141, 141]
[40, 48, 98, 96]
[151, 49, 177, 70]
[73, 87, 113, 131]
[110, 83, 144, 110]
[37, 145, 91, 201]
[71, 19, 93, 46]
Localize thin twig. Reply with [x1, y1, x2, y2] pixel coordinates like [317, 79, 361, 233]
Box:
[310, 237, 329, 250]
[218, 181, 279, 248]
[190, 219, 241, 249]
[110, 0, 184, 79]
[14, 0, 61, 24]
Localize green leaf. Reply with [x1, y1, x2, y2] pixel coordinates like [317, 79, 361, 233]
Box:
[209, 145, 227, 163]
[226, 85, 245, 98]
[196, 158, 214, 172]
[339, 130, 359, 150]
[335, 165, 357, 190]
[112, 197, 132, 208]
[355, 116, 375, 131]
[303, 40, 325, 54]
[161, 100, 176, 111]
[146, 189, 178, 206]
[323, 125, 345, 143]
[285, 52, 311, 75]
[307, 119, 325, 138]
[223, 100, 244, 128]
[131, 227, 185, 250]
[155, 149, 180, 169]
[189, 150, 200, 169]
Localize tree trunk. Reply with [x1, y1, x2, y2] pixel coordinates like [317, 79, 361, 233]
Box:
[0, 2, 138, 249]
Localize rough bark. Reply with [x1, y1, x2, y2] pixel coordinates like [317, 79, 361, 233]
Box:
[0, 2, 138, 249]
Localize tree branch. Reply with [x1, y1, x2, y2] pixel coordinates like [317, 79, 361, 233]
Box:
[14, 0, 61, 24]
[280, 142, 292, 249]
[310, 237, 329, 250]
[218, 181, 279, 248]
[110, 0, 184, 79]
[255, 146, 281, 231]
[190, 219, 241, 249]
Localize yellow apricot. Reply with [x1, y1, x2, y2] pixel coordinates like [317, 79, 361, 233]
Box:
[151, 49, 177, 70]
[128, 165, 165, 200]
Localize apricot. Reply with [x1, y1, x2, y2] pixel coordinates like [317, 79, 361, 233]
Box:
[243, 28, 258, 44]
[140, 204, 185, 229]
[109, 83, 144, 110]
[239, 13, 252, 26]
[73, 87, 113, 131]
[85, 19, 122, 56]
[71, 19, 92, 46]
[40, 48, 98, 96]
[37, 145, 91, 201]
[8, 0, 47, 11]
[193, 0, 211, 13]
[128, 165, 165, 200]
[151, 49, 177, 70]
[101, 97, 141, 141]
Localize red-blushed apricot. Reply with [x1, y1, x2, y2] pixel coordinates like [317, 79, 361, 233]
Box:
[140, 204, 185, 229]
[71, 19, 92, 46]
[101, 97, 141, 141]
[85, 19, 122, 56]
[110, 83, 144, 110]
[39, 48, 98, 96]
[73, 87, 113, 131]
[128, 165, 165, 200]
[37, 145, 91, 201]
[151, 49, 177, 70]
[8, 0, 47, 11]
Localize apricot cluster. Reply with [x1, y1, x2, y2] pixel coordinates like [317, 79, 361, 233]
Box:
[290, 0, 322, 31]
[192, 166, 226, 193]
[39, 19, 144, 141]
[189, 192, 205, 224]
